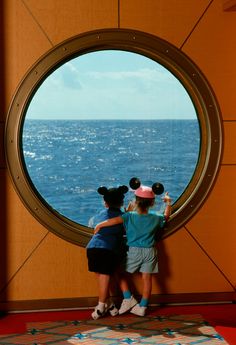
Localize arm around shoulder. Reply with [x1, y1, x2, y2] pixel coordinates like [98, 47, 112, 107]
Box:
[94, 216, 124, 234]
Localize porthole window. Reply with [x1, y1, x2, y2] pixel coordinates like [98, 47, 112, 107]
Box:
[5, 29, 222, 246]
[22, 50, 199, 225]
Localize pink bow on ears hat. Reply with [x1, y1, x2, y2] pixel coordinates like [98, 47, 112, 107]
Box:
[129, 177, 164, 199]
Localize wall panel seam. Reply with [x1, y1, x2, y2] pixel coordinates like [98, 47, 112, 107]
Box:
[180, 0, 214, 50]
[184, 226, 235, 291]
[0, 232, 49, 298]
[21, 0, 54, 47]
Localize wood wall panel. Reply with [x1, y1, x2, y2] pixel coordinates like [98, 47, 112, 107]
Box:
[222, 121, 236, 164]
[119, 0, 211, 47]
[4, 0, 52, 112]
[3, 173, 94, 300]
[187, 166, 236, 288]
[152, 229, 233, 293]
[223, 0, 236, 11]
[6, 225, 234, 300]
[5, 234, 96, 300]
[183, 0, 236, 120]
[0, 0, 5, 121]
[24, 0, 118, 45]
[3, 174, 48, 290]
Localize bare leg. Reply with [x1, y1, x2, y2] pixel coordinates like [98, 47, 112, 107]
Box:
[91, 273, 112, 320]
[115, 271, 138, 314]
[141, 272, 152, 300]
[119, 273, 131, 293]
[129, 273, 152, 316]
[97, 273, 110, 303]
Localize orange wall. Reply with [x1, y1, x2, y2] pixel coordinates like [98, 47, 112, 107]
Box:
[0, 0, 236, 305]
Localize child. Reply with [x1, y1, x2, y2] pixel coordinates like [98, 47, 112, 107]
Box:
[86, 184, 129, 320]
[94, 177, 172, 316]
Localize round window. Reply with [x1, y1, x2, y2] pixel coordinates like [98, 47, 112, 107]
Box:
[5, 29, 222, 246]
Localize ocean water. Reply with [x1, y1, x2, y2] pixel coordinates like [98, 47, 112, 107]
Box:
[22, 119, 200, 226]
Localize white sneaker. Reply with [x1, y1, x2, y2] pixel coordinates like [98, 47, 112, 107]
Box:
[107, 303, 119, 316]
[130, 304, 147, 316]
[91, 304, 106, 320]
[119, 296, 138, 314]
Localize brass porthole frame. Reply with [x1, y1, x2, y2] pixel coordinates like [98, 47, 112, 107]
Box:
[5, 29, 223, 247]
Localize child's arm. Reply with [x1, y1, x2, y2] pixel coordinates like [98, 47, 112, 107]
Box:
[162, 192, 172, 221]
[94, 216, 123, 234]
[124, 200, 136, 212]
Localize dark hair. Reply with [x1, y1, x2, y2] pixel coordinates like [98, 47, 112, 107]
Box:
[97, 185, 128, 208]
[135, 195, 155, 212]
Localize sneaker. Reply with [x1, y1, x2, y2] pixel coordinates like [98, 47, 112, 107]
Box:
[130, 304, 147, 316]
[119, 296, 138, 314]
[91, 305, 106, 320]
[107, 303, 119, 316]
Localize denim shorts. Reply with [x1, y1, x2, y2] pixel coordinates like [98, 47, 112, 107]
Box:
[125, 246, 158, 273]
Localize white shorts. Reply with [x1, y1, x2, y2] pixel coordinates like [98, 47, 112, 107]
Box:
[125, 246, 158, 273]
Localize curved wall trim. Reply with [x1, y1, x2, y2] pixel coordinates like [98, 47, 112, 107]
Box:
[5, 28, 223, 246]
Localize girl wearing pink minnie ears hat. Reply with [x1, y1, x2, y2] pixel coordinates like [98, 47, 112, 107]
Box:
[94, 177, 172, 316]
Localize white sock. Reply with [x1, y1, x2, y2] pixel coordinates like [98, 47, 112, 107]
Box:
[98, 301, 106, 311]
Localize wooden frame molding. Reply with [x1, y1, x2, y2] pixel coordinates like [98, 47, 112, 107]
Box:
[5, 28, 223, 246]
[0, 122, 5, 168]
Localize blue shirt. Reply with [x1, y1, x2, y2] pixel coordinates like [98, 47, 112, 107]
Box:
[86, 208, 125, 253]
[121, 211, 165, 248]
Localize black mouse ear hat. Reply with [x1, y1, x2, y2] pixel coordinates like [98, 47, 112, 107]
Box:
[97, 185, 128, 206]
[117, 185, 129, 194]
[152, 182, 164, 195]
[97, 186, 108, 195]
[129, 177, 141, 190]
[129, 177, 164, 198]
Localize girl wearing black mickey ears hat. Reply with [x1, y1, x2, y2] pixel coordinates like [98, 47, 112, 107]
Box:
[94, 177, 172, 317]
[86, 184, 129, 320]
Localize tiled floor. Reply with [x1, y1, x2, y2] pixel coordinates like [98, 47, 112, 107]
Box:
[0, 314, 229, 344]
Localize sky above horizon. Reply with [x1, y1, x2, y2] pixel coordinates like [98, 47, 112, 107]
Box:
[26, 50, 197, 120]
